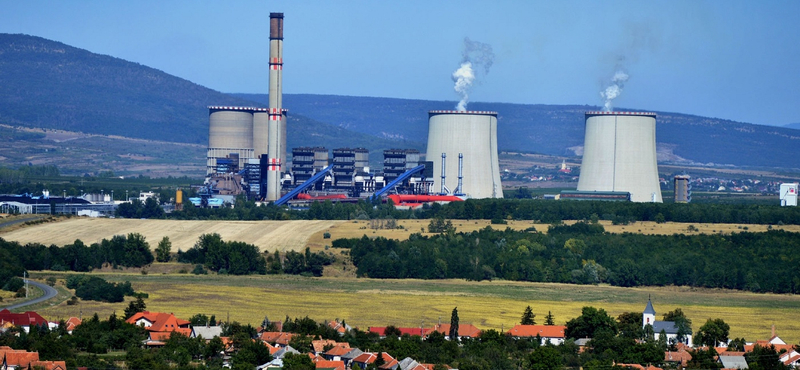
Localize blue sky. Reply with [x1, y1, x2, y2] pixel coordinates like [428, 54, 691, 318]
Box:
[2, 1, 799, 126]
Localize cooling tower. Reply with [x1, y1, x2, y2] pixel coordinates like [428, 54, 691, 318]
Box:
[426, 111, 502, 199]
[207, 106, 256, 173]
[577, 111, 662, 202]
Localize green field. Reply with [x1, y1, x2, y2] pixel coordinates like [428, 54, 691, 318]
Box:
[25, 271, 800, 344]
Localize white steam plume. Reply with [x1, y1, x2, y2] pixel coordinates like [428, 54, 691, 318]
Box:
[452, 37, 494, 111]
[453, 62, 475, 111]
[600, 70, 629, 111]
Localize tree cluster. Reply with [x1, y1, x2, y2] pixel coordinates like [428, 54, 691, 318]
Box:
[115, 198, 165, 218]
[0, 233, 154, 289]
[65, 275, 136, 303]
[333, 224, 800, 293]
[177, 234, 266, 275]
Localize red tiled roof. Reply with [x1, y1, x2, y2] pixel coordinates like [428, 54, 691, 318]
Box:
[65, 317, 82, 332]
[618, 363, 663, 370]
[259, 331, 297, 346]
[352, 352, 396, 366]
[664, 348, 692, 367]
[125, 311, 191, 332]
[0, 309, 48, 327]
[0, 346, 49, 369]
[315, 359, 346, 370]
[328, 320, 348, 334]
[432, 324, 482, 338]
[507, 325, 566, 338]
[324, 345, 353, 357]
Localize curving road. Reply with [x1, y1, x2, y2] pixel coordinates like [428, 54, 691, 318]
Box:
[2, 280, 58, 311]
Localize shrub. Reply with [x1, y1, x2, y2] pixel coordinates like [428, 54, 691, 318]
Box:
[323, 232, 331, 239]
[192, 264, 207, 275]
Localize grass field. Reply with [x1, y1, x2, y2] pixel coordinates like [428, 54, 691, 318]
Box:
[24, 272, 800, 345]
[7, 218, 800, 346]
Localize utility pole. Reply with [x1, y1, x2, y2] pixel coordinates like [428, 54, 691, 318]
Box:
[23, 271, 28, 298]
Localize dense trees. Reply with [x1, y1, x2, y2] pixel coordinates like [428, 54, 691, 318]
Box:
[168, 197, 800, 226]
[565, 307, 618, 339]
[695, 318, 730, 347]
[333, 224, 800, 293]
[177, 234, 266, 275]
[65, 275, 136, 303]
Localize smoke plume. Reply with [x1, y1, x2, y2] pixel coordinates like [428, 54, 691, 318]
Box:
[452, 37, 494, 111]
[600, 70, 629, 111]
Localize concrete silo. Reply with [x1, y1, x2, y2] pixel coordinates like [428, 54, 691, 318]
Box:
[252, 109, 270, 160]
[577, 111, 662, 202]
[425, 110, 502, 199]
[207, 106, 256, 174]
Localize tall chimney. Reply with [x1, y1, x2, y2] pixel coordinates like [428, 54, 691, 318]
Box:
[266, 12, 284, 201]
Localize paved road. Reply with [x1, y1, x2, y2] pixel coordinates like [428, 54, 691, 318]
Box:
[1, 280, 58, 311]
[0, 214, 47, 231]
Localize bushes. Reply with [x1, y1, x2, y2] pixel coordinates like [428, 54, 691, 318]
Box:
[66, 275, 136, 303]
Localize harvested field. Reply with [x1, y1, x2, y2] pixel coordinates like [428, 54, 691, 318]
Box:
[4, 218, 798, 253]
[0, 218, 341, 252]
[28, 272, 800, 344]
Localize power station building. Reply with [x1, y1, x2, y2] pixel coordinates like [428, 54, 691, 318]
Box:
[576, 111, 662, 203]
[425, 110, 503, 199]
[674, 175, 691, 203]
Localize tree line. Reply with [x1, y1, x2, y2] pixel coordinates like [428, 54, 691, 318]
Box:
[332, 223, 800, 293]
[164, 197, 800, 226]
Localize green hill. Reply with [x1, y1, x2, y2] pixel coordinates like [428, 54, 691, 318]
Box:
[1, 33, 797, 174]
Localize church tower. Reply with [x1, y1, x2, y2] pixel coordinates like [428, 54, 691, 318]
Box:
[643, 297, 656, 328]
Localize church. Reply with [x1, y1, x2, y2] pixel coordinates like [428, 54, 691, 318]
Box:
[643, 299, 693, 347]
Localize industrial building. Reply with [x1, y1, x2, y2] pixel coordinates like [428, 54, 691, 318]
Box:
[291, 147, 329, 186]
[780, 183, 798, 206]
[575, 111, 662, 203]
[425, 110, 503, 199]
[674, 175, 691, 203]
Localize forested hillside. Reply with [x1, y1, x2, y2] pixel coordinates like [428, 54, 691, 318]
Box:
[0, 34, 404, 154]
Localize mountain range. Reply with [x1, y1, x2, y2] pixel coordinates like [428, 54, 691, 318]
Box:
[1, 33, 798, 173]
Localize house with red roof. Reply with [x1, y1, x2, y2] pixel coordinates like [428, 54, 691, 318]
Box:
[259, 331, 297, 347]
[507, 325, 567, 345]
[327, 319, 351, 336]
[0, 346, 67, 370]
[0, 309, 48, 333]
[352, 352, 398, 370]
[743, 327, 800, 368]
[63, 317, 82, 334]
[313, 358, 346, 370]
[125, 311, 192, 347]
[431, 323, 482, 340]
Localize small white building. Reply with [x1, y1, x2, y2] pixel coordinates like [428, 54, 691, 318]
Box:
[780, 183, 798, 206]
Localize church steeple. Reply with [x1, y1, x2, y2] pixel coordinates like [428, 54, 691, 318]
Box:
[643, 296, 656, 328]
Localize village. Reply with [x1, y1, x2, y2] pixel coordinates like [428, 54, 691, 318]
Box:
[0, 298, 796, 370]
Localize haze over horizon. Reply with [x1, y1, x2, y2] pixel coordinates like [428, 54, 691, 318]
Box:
[2, 0, 799, 127]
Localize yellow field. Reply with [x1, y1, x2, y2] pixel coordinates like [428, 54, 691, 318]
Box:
[0, 218, 340, 252]
[26, 273, 800, 345]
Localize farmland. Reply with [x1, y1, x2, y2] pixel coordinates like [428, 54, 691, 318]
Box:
[3, 217, 799, 253]
[6, 217, 800, 345]
[26, 271, 800, 344]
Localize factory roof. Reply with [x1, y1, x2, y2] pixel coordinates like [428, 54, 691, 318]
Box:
[585, 111, 656, 117]
[429, 110, 498, 115]
[208, 106, 288, 113]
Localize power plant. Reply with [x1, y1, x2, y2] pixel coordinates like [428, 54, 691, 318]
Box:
[575, 111, 662, 203]
[425, 110, 503, 199]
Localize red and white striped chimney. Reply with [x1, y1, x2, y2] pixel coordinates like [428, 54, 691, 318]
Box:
[266, 12, 284, 201]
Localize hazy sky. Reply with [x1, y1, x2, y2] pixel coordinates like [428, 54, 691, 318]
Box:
[2, 1, 799, 126]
